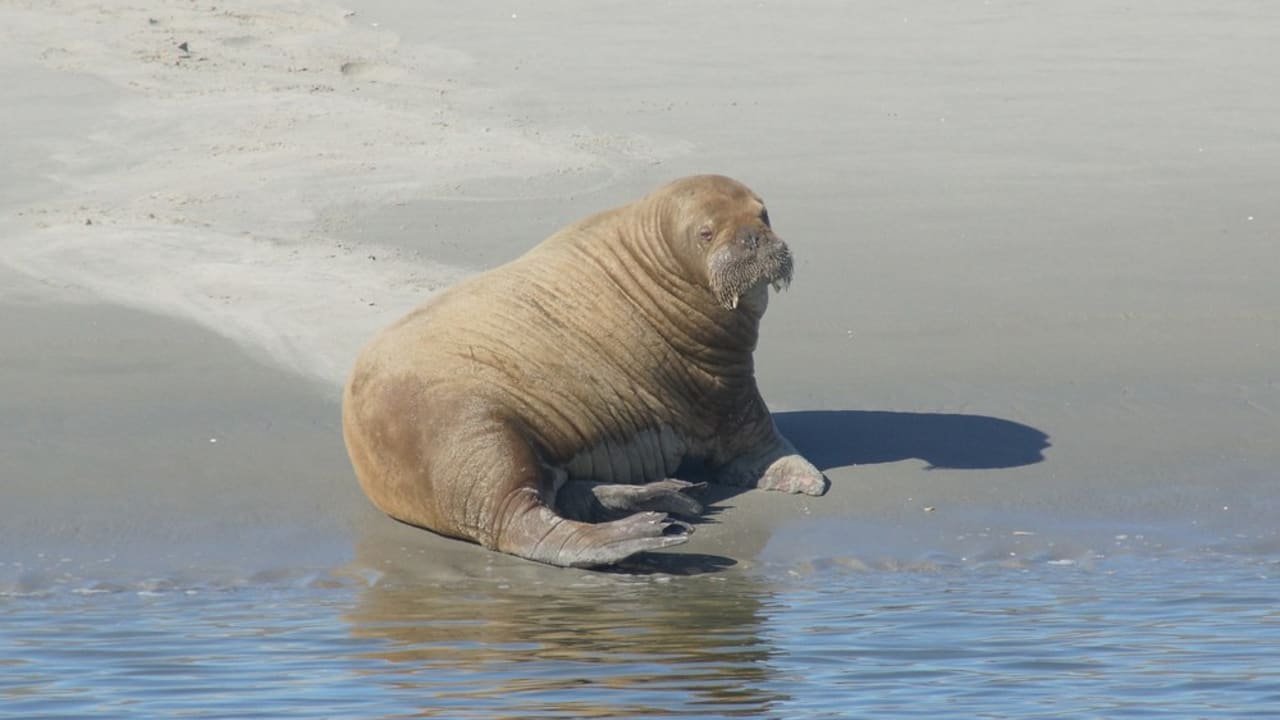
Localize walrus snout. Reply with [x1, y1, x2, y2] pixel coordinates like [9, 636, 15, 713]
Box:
[708, 230, 793, 310]
[748, 226, 794, 286]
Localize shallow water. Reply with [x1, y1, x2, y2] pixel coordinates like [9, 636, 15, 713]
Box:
[5, 556, 1278, 719]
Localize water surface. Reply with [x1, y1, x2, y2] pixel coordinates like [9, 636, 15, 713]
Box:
[5, 555, 1278, 718]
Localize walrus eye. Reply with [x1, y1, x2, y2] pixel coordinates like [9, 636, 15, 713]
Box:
[760, 208, 771, 227]
[698, 225, 713, 242]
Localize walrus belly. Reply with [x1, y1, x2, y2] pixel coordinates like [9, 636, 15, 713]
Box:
[562, 425, 690, 485]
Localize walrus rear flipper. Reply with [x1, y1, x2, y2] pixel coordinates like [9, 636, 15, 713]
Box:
[496, 487, 692, 568]
[556, 479, 707, 522]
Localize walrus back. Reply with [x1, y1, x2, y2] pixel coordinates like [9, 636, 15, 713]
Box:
[341, 219, 693, 549]
[380, 236, 686, 460]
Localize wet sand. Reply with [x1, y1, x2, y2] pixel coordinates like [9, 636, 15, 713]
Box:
[3, 0, 1279, 590]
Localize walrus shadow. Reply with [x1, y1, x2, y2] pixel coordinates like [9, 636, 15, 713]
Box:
[605, 552, 738, 576]
[774, 410, 1051, 472]
[693, 410, 1051, 508]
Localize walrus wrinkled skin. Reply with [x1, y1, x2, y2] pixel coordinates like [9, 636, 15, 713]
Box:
[342, 175, 827, 568]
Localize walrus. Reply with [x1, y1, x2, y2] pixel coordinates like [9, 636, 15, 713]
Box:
[341, 175, 827, 568]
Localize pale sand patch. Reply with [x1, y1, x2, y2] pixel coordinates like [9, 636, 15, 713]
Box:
[0, 0, 686, 387]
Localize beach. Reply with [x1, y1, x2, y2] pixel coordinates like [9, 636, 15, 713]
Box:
[2, 1, 1278, 716]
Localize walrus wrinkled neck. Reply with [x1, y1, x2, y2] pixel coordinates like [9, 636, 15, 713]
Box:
[614, 199, 763, 356]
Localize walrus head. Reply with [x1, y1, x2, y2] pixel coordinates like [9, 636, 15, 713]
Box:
[705, 215, 793, 312]
[663, 175, 793, 312]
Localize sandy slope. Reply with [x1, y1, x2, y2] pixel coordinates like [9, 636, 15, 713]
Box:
[0, 0, 686, 386]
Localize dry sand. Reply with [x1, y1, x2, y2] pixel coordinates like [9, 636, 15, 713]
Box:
[3, 0, 1278, 587]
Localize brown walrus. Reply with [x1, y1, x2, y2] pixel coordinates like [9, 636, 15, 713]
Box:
[341, 175, 827, 568]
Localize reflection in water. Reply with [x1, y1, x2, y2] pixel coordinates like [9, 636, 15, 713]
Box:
[343, 534, 789, 718]
[8, 550, 1278, 719]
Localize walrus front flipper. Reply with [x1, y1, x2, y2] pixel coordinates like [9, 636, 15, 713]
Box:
[714, 436, 828, 496]
[556, 479, 707, 523]
[497, 489, 692, 568]
[711, 398, 829, 496]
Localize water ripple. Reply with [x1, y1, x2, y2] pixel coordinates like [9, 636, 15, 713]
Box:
[2, 557, 1278, 718]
